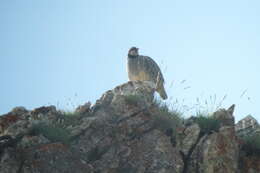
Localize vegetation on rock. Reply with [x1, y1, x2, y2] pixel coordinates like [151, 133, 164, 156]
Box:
[0, 81, 259, 173]
[124, 94, 142, 106]
[194, 114, 221, 135]
[241, 132, 260, 156]
[29, 122, 71, 144]
[151, 99, 183, 138]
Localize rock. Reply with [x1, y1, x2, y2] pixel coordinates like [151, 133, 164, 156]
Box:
[0, 82, 259, 173]
[186, 126, 239, 173]
[11, 106, 28, 115]
[212, 104, 235, 127]
[75, 102, 91, 114]
[30, 105, 58, 121]
[235, 115, 260, 173]
[185, 105, 238, 173]
[0, 105, 60, 137]
[20, 143, 93, 173]
[31, 105, 57, 115]
[179, 124, 201, 156]
[235, 115, 260, 137]
[239, 156, 260, 173]
[0, 81, 183, 173]
[70, 81, 183, 172]
[92, 81, 156, 112]
[0, 108, 29, 135]
[17, 134, 50, 148]
[0, 148, 21, 173]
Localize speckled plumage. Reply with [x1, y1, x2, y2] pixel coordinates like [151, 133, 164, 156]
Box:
[127, 48, 167, 99]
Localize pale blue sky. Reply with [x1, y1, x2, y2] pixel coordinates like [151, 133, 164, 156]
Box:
[0, 0, 259, 122]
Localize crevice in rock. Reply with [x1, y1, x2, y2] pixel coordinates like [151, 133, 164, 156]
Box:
[17, 160, 25, 173]
[0, 134, 24, 157]
[116, 108, 149, 124]
[181, 133, 205, 173]
[0, 135, 16, 147]
[86, 145, 110, 163]
[0, 135, 14, 156]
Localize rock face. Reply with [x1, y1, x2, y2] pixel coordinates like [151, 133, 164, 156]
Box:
[235, 115, 260, 173]
[0, 81, 259, 173]
[186, 126, 239, 173]
[183, 105, 239, 173]
[235, 115, 260, 137]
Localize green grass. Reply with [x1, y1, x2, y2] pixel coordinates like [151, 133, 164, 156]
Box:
[28, 111, 90, 145]
[63, 111, 81, 116]
[152, 99, 183, 136]
[241, 132, 260, 156]
[29, 123, 71, 144]
[193, 114, 221, 135]
[61, 111, 83, 127]
[124, 94, 141, 106]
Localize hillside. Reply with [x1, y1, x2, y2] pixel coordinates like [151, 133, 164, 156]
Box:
[0, 81, 259, 173]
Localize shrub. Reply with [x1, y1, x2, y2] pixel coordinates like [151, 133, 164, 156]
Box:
[194, 114, 220, 135]
[61, 111, 82, 127]
[241, 132, 260, 156]
[29, 123, 71, 144]
[124, 95, 141, 106]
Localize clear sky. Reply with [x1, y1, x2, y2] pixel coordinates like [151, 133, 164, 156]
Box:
[0, 0, 259, 122]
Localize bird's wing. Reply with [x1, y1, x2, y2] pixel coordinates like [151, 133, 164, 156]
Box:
[141, 56, 165, 84]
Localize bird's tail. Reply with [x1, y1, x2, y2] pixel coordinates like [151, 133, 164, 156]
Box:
[158, 85, 168, 100]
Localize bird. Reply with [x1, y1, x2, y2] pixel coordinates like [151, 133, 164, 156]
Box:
[127, 47, 168, 100]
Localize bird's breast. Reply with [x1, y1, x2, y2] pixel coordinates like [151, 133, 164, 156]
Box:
[127, 58, 151, 81]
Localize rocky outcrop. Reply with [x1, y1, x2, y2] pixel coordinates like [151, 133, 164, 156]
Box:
[235, 115, 260, 137]
[235, 115, 260, 173]
[183, 105, 238, 173]
[0, 81, 259, 173]
[186, 126, 239, 173]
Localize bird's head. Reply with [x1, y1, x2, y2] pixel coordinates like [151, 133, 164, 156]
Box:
[128, 47, 139, 58]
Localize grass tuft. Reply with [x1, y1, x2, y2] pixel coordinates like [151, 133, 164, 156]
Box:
[61, 111, 83, 127]
[194, 114, 221, 135]
[152, 99, 183, 136]
[29, 123, 71, 144]
[124, 95, 141, 106]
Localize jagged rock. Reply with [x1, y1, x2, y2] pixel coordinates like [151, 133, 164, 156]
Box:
[0, 82, 259, 173]
[235, 115, 260, 137]
[187, 126, 239, 173]
[236, 115, 260, 173]
[212, 104, 235, 127]
[17, 134, 50, 148]
[239, 156, 260, 173]
[179, 124, 201, 156]
[0, 107, 30, 136]
[0, 105, 61, 137]
[0, 148, 21, 173]
[30, 105, 59, 121]
[30, 105, 56, 116]
[20, 143, 93, 173]
[69, 81, 183, 173]
[11, 106, 28, 115]
[186, 106, 239, 173]
[0, 82, 183, 173]
[75, 102, 91, 114]
[92, 81, 156, 112]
